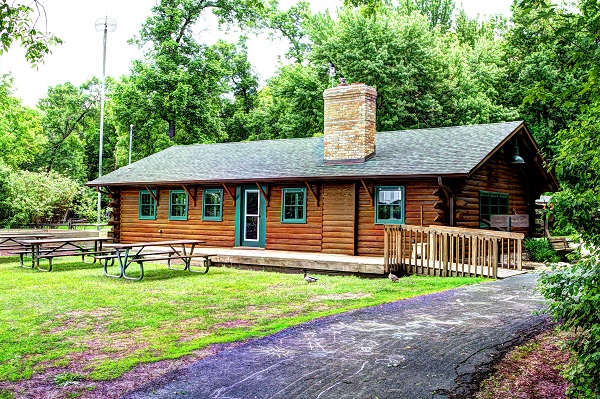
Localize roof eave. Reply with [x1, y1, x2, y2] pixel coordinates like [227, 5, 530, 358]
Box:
[85, 172, 470, 188]
[466, 121, 560, 191]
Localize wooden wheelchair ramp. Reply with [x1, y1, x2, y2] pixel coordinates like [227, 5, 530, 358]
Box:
[384, 225, 526, 279]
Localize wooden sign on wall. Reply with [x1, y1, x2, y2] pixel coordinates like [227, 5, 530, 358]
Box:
[490, 214, 530, 229]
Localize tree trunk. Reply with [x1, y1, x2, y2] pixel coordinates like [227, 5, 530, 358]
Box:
[168, 122, 175, 140]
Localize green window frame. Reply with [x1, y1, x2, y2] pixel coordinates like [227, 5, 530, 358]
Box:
[375, 186, 405, 224]
[169, 190, 188, 221]
[281, 188, 307, 223]
[480, 191, 509, 227]
[138, 190, 157, 220]
[202, 189, 223, 221]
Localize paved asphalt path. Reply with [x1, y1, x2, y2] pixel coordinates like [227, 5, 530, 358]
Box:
[122, 273, 550, 399]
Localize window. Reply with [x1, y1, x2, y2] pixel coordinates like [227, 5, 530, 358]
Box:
[375, 186, 405, 224]
[138, 190, 157, 220]
[169, 190, 188, 220]
[281, 188, 307, 223]
[480, 191, 509, 227]
[203, 189, 223, 221]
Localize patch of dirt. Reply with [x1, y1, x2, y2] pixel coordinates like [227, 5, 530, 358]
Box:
[475, 328, 573, 399]
[0, 342, 242, 399]
[311, 292, 373, 301]
[213, 320, 255, 329]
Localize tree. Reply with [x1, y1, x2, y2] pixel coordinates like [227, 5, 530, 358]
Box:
[0, 75, 46, 169]
[262, 0, 311, 63]
[0, 0, 61, 65]
[306, 5, 515, 131]
[32, 81, 102, 182]
[512, 2, 600, 396]
[128, 0, 266, 142]
[217, 38, 260, 142]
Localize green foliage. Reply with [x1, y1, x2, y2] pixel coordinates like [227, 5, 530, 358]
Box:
[0, 0, 62, 66]
[246, 63, 326, 140]
[32, 80, 104, 182]
[549, 105, 600, 246]
[122, 0, 266, 144]
[538, 257, 600, 398]
[262, 0, 311, 63]
[305, 5, 516, 132]
[0, 169, 93, 227]
[0, 75, 46, 169]
[523, 238, 559, 263]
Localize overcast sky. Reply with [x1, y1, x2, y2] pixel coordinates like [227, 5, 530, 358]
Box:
[0, 0, 513, 106]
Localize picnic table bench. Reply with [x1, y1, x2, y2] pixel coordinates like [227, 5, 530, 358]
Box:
[19, 237, 113, 271]
[100, 240, 211, 281]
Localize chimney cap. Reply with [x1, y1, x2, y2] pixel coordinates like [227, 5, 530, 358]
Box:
[339, 78, 348, 86]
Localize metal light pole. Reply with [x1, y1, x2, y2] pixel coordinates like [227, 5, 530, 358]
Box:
[95, 17, 117, 229]
[128, 124, 133, 165]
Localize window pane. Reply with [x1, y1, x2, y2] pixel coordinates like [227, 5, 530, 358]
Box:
[246, 192, 259, 215]
[204, 205, 216, 217]
[378, 205, 391, 220]
[170, 192, 187, 218]
[296, 205, 304, 220]
[285, 192, 296, 206]
[284, 206, 295, 220]
[379, 189, 401, 205]
[205, 192, 220, 205]
[245, 216, 258, 240]
[391, 205, 402, 220]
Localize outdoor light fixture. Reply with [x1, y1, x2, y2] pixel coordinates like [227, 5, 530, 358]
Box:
[510, 139, 525, 164]
[95, 17, 117, 229]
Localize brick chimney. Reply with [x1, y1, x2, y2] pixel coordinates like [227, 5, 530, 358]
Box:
[323, 81, 377, 164]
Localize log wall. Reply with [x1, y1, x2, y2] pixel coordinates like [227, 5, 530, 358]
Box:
[119, 187, 235, 246]
[453, 151, 530, 234]
[265, 183, 323, 252]
[357, 179, 444, 256]
[322, 183, 356, 255]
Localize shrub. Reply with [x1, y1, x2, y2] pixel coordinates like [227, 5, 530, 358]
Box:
[0, 168, 96, 227]
[523, 238, 560, 263]
[538, 255, 600, 398]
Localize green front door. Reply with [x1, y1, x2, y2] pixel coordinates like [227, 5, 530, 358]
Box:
[237, 185, 266, 248]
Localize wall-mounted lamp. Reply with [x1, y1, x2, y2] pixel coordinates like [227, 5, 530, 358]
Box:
[510, 139, 525, 164]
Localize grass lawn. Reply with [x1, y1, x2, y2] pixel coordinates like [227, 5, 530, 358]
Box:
[0, 256, 485, 397]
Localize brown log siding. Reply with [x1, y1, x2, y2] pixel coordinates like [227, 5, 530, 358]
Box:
[454, 152, 530, 233]
[322, 183, 356, 255]
[357, 179, 444, 256]
[119, 187, 235, 246]
[265, 184, 323, 252]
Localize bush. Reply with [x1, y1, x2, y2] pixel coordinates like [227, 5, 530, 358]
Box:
[0, 168, 96, 227]
[538, 256, 600, 398]
[523, 238, 560, 263]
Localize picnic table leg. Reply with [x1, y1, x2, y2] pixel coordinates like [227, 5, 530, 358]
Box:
[122, 248, 144, 281]
[104, 248, 124, 278]
[37, 258, 53, 272]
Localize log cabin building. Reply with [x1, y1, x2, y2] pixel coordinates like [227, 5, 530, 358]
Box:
[87, 82, 558, 258]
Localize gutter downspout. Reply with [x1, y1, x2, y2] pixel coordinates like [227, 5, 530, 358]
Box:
[437, 177, 455, 227]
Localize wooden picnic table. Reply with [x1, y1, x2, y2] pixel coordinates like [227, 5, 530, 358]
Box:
[100, 239, 208, 281]
[19, 236, 113, 271]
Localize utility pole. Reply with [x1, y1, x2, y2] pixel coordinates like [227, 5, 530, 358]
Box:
[95, 17, 117, 229]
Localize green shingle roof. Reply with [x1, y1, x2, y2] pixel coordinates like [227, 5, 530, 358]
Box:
[87, 121, 525, 186]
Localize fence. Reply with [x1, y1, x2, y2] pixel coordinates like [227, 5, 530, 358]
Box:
[384, 224, 524, 278]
